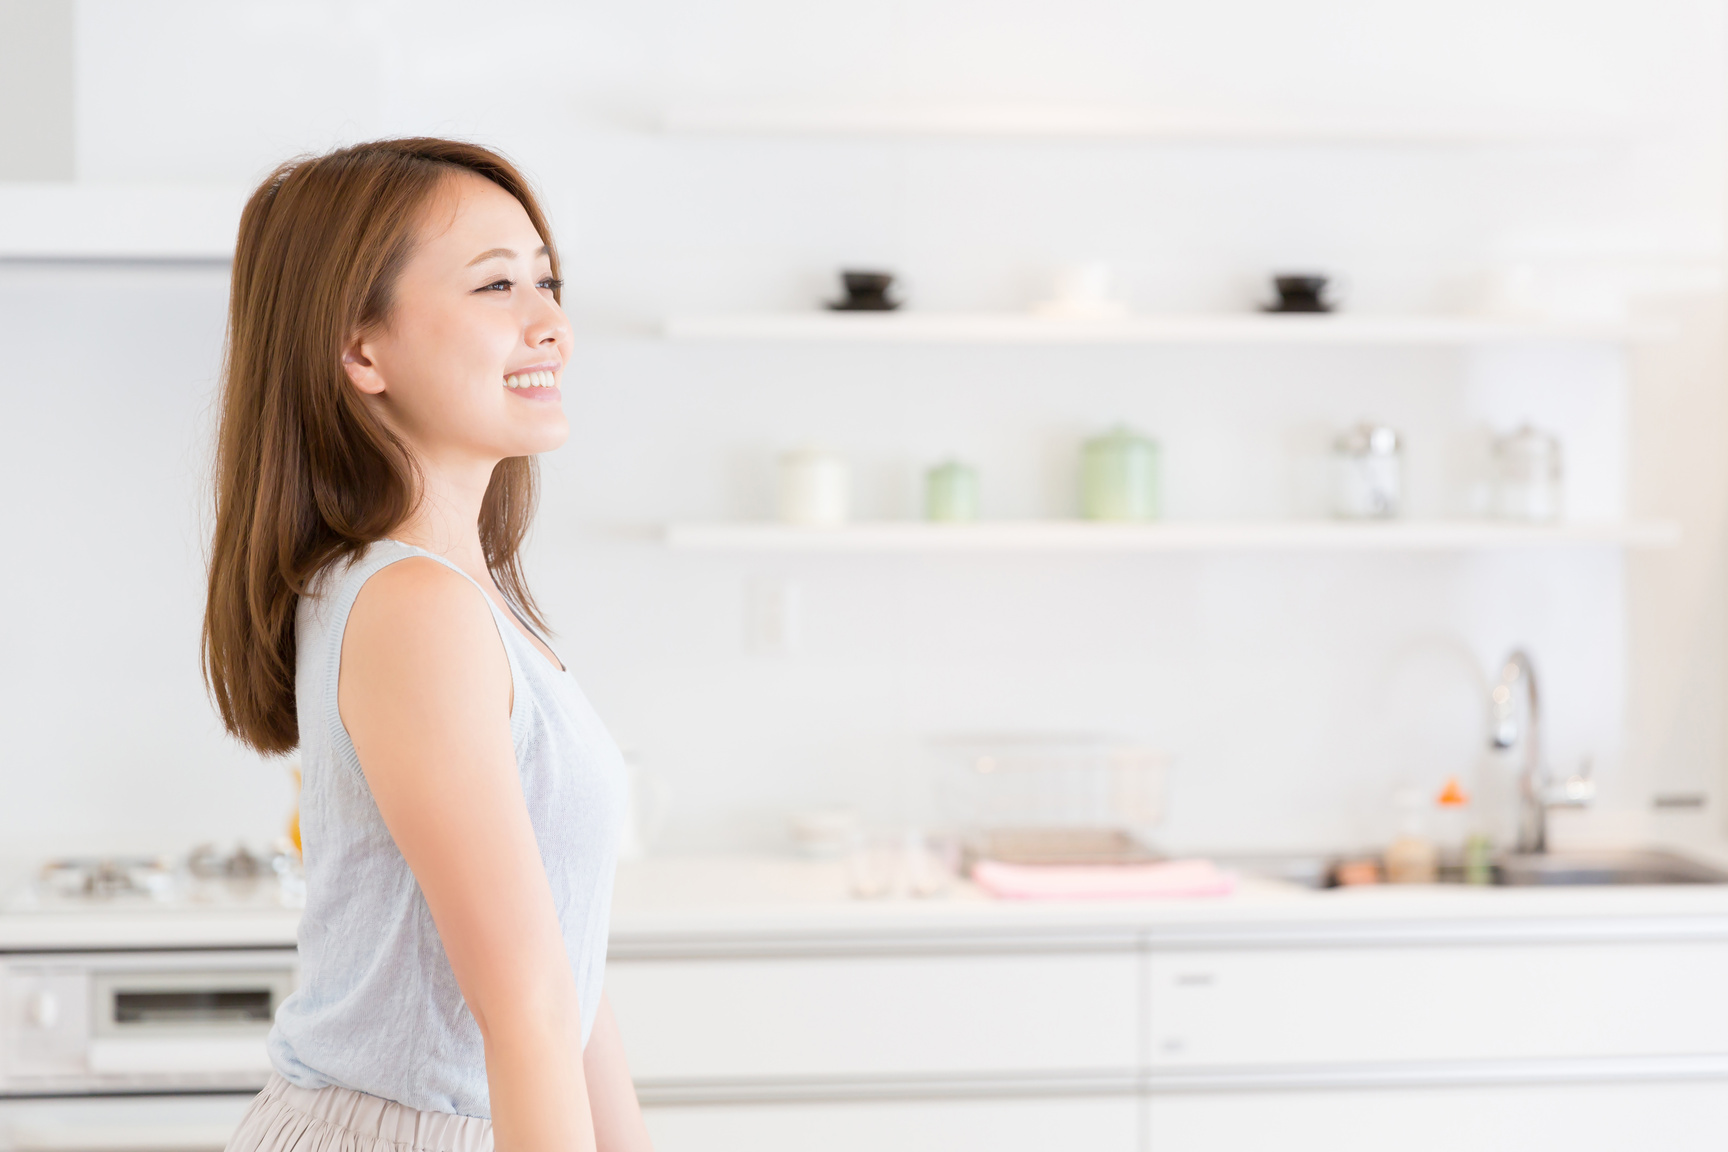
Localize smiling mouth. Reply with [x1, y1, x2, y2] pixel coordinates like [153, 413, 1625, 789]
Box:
[504, 369, 559, 390]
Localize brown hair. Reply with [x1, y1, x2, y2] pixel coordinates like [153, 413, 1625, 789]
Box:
[203, 138, 558, 755]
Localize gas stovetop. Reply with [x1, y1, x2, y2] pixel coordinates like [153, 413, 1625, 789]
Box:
[6, 845, 304, 914]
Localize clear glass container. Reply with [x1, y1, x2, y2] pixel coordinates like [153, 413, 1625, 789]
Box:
[1493, 424, 1563, 522]
[1332, 421, 1403, 519]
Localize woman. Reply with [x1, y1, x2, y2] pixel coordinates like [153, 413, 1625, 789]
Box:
[203, 138, 652, 1152]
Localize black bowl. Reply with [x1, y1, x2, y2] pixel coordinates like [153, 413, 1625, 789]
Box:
[842, 270, 894, 295]
[829, 269, 901, 311]
[1266, 273, 1332, 313]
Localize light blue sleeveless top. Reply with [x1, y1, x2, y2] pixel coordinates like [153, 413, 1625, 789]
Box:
[268, 540, 626, 1118]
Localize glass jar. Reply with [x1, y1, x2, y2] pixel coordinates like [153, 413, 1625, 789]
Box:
[925, 460, 981, 522]
[1493, 424, 1563, 522]
[1332, 421, 1402, 519]
[1081, 425, 1160, 521]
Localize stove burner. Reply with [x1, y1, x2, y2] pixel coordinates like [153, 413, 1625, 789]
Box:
[87, 859, 142, 897]
[39, 856, 176, 901]
[23, 844, 304, 909]
[188, 842, 265, 882]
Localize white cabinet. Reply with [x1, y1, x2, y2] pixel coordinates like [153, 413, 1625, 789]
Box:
[647, 1096, 1139, 1152]
[613, 946, 1142, 1152]
[0, 1093, 252, 1152]
[1147, 941, 1728, 1069]
[1143, 936, 1728, 1152]
[613, 921, 1728, 1152]
[1147, 1081, 1728, 1152]
[609, 949, 1140, 1082]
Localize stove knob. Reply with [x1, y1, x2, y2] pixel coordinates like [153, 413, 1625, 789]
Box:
[25, 990, 59, 1029]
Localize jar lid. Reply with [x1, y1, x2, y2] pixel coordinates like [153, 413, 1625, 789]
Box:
[1088, 424, 1157, 450]
[1494, 423, 1561, 459]
[1334, 422, 1401, 456]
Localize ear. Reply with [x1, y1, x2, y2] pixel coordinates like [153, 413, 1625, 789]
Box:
[341, 335, 387, 396]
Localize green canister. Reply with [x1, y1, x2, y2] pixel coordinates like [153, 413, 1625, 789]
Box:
[925, 460, 981, 521]
[1081, 425, 1160, 521]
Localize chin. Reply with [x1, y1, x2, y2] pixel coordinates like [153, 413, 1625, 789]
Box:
[512, 420, 571, 457]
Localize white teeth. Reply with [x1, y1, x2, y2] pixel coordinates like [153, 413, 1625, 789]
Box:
[505, 370, 559, 390]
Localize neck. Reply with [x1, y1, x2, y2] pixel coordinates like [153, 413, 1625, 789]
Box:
[389, 452, 498, 585]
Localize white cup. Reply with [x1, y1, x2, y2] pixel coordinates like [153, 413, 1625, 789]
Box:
[617, 759, 671, 861]
[1034, 261, 1128, 319]
[779, 450, 850, 526]
[1055, 261, 1112, 305]
[1481, 263, 1544, 319]
[788, 808, 862, 858]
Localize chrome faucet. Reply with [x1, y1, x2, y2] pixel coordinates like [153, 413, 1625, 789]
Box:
[1489, 649, 1593, 854]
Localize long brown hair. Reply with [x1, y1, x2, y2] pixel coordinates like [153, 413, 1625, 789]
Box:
[203, 138, 558, 755]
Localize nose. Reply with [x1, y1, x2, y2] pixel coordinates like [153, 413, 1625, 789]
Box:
[524, 283, 571, 351]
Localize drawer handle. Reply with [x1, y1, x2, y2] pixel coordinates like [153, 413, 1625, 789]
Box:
[1174, 973, 1214, 987]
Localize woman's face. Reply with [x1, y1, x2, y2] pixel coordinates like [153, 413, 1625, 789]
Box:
[342, 171, 572, 474]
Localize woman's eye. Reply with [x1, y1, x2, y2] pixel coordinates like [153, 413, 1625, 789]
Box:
[539, 277, 564, 292]
[477, 278, 513, 293]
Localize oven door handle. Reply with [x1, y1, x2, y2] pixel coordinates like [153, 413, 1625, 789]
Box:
[86, 1037, 272, 1075]
[4, 1122, 233, 1151]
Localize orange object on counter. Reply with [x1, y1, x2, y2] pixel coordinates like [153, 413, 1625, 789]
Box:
[287, 763, 303, 855]
[1333, 858, 1382, 886]
[1437, 776, 1469, 806]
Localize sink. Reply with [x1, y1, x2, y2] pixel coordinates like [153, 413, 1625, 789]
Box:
[1495, 849, 1728, 886]
[1218, 848, 1728, 889]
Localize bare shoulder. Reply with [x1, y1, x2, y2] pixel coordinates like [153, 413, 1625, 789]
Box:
[350, 556, 490, 637]
[342, 556, 508, 700]
[338, 557, 519, 848]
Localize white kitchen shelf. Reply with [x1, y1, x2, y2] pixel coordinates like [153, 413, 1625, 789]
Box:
[0, 183, 248, 261]
[663, 312, 1665, 346]
[664, 520, 1681, 553]
[659, 104, 1625, 147]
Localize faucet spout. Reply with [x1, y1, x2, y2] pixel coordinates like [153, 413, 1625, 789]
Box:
[1490, 650, 1546, 854]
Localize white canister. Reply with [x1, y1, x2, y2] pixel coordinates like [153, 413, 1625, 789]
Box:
[1332, 422, 1403, 519]
[779, 450, 850, 526]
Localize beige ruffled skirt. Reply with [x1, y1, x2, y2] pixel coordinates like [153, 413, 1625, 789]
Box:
[226, 1073, 493, 1152]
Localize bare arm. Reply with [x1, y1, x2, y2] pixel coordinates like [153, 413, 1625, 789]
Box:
[341, 558, 593, 1150]
[585, 995, 655, 1152]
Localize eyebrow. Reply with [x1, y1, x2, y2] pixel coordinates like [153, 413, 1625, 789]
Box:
[466, 244, 550, 267]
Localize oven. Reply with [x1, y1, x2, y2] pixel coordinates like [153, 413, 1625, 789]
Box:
[1, 948, 297, 1151]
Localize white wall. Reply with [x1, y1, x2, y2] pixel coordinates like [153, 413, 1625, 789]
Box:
[1, 0, 1723, 859]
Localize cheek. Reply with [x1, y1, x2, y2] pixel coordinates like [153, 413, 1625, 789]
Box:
[457, 315, 522, 386]
[391, 305, 516, 404]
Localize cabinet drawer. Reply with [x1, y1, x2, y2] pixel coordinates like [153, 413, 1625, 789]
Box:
[1149, 1081, 1728, 1152]
[644, 1096, 1138, 1152]
[609, 950, 1139, 1081]
[1149, 942, 1728, 1068]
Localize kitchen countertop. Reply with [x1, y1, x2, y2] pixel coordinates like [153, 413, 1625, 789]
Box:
[605, 847, 1728, 954]
[9, 846, 1728, 953]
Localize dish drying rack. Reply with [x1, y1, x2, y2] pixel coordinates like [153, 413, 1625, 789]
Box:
[930, 735, 1168, 867]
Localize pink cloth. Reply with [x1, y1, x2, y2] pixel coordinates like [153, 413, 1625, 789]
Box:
[971, 857, 1235, 900]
